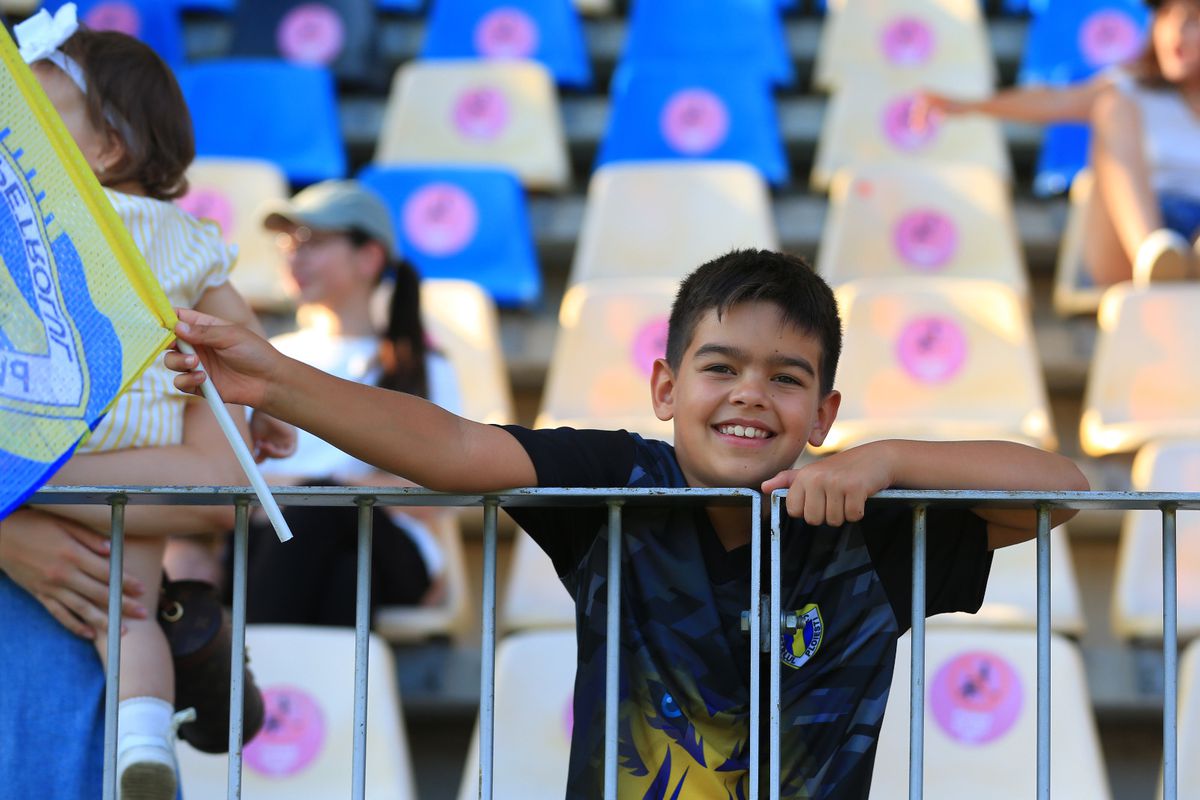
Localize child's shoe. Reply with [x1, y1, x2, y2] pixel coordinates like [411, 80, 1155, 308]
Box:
[115, 698, 194, 800]
[1133, 229, 1192, 286]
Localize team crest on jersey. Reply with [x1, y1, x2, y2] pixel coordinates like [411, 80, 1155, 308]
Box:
[781, 604, 824, 670]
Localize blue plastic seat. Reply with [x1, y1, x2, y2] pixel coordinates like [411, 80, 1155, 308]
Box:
[228, 0, 378, 84]
[42, 0, 185, 64]
[622, 0, 793, 87]
[176, 59, 347, 185]
[1019, 0, 1150, 85]
[1033, 122, 1091, 197]
[358, 165, 541, 308]
[421, 0, 591, 89]
[597, 63, 788, 186]
[378, 0, 424, 11]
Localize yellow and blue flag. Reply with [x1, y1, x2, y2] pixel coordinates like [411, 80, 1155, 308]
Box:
[0, 26, 175, 517]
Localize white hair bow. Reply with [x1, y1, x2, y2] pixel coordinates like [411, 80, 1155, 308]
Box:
[14, 4, 88, 95]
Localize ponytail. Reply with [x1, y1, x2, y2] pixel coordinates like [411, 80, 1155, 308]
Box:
[376, 259, 430, 399]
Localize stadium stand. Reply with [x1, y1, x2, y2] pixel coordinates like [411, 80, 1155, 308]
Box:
[1175, 639, 1200, 799]
[375, 514, 475, 642]
[227, 0, 378, 85]
[500, 528, 573, 632]
[1053, 170, 1107, 315]
[42, 0, 186, 64]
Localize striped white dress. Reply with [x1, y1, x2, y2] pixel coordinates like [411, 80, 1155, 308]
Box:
[76, 189, 236, 453]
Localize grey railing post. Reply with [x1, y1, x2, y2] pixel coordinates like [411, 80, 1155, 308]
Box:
[909, 505, 927, 800]
[749, 491, 763, 800]
[1163, 505, 1178, 800]
[604, 501, 624, 800]
[352, 498, 375, 800]
[478, 498, 500, 800]
[1036, 505, 1052, 800]
[101, 496, 126, 800]
[227, 499, 251, 798]
[769, 492, 783, 800]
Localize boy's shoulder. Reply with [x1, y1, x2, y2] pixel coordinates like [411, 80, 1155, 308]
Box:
[502, 425, 684, 490]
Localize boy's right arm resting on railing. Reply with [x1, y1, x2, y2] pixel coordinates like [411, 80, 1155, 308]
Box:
[168, 307, 538, 493]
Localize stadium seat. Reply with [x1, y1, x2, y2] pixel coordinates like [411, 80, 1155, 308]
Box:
[621, 0, 794, 87]
[178, 157, 293, 311]
[597, 63, 788, 186]
[374, 513, 474, 642]
[374, 59, 570, 191]
[569, 161, 778, 287]
[535, 278, 677, 441]
[810, 76, 1008, 191]
[421, 0, 591, 89]
[872, 630, 1111, 799]
[813, 0, 994, 93]
[1034, 122, 1091, 197]
[177, 626, 417, 799]
[817, 164, 1027, 295]
[1051, 170, 1105, 316]
[42, 0, 185, 64]
[572, 0, 613, 15]
[377, 0, 424, 13]
[501, 528, 574, 631]
[455, 629, 575, 800]
[1111, 439, 1200, 641]
[820, 278, 1056, 453]
[1080, 285, 1200, 456]
[177, 59, 347, 185]
[228, 0, 378, 85]
[1174, 639, 1200, 798]
[359, 165, 541, 308]
[420, 278, 516, 425]
[1019, 0, 1150, 85]
[932, 525, 1085, 635]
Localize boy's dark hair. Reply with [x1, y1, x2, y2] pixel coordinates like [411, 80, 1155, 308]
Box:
[666, 249, 843, 396]
[61, 28, 194, 200]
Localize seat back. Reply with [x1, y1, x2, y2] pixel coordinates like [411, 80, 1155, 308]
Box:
[374, 513, 474, 642]
[500, 529, 575, 632]
[1034, 122, 1091, 197]
[229, 0, 378, 84]
[1051, 170, 1105, 315]
[177, 626, 416, 799]
[1019, 0, 1150, 85]
[44, 0, 185, 64]
[1080, 285, 1200, 456]
[570, 161, 778, 286]
[375, 59, 570, 191]
[1171, 639, 1200, 798]
[823, 278, 1055, 453]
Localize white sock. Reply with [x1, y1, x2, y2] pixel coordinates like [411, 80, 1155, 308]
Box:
[118, 697, 174, 745]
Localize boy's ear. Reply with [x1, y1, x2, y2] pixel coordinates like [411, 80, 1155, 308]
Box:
[807, 389, 841, 447]
[650, 358, 677, 422]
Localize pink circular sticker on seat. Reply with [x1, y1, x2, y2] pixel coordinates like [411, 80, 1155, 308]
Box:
[892, 210, 958, 271]
[931, 651, 1023, 745]
[277, 3, 346, 66]
[660, 89, 730, 156]
[474, 7, 540, 59]
[402, 183, 479, 257]
[84, 2, 141, 36]
[177, 187, 236, 243]
[631, 317, 669, 377]
[244, 686, 326, 777]
[1079, 10, 1142, 69]
[880, 16, 935, 66]
[452, 87, 510, 141]
[882, 95, 937, 152]
[896, 315, 967, 383]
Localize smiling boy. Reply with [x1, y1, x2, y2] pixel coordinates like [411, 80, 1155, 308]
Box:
[168, 249, 1087, 799]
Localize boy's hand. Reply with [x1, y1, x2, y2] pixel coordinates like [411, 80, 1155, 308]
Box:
[761, 442, 896, 526]
[167, 307, 281, 409]
[250, 410, 297, 462]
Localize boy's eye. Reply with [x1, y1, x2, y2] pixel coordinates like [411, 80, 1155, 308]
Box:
[773, 374, 803, 386]
[703, 363, 734, 374]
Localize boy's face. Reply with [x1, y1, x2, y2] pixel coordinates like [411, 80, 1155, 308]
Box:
[651, 301, 840, 491]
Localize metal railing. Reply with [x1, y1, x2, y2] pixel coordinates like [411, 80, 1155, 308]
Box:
[26, 486, 1200, 800]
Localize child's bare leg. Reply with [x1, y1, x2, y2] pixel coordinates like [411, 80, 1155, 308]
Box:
[1081, 167, 1132, 286]
[94, 537, 172, 703]
[162, 534, 224, 585]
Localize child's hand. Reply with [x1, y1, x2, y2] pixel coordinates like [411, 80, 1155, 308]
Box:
[167, 307, 281, 409]
[761, 442, 897, 526]
[908, 91, 967, 132]
[250, 411, 297, 463]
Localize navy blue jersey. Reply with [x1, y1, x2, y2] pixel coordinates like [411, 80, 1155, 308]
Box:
[503, 427, 991, 800]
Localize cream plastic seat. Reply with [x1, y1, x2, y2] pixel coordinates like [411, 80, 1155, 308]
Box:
[456, 629, 576, 800]
[375, 59, 569, 191]
[535, 278, 677, 441]
[177, 625, 416, 799]
[1052, 171, 1105, 316]
[179, 157, 293, 311]
[1170, 639, 1200, 798]
[501, 528, 575, 632]
[811, 75, 1008, 192]
[573, 0, 613, 15]
[871, 629, 1111, 799]
[933, 525, 1085, 635]
[374, 514, 473, 643]
[820, 278, 1056, 453]
[569, 161, 778, 287]
[1080, 284, 1200, 456]
[815, 0, 994, 93]
[1112, 439, 1200, 641]
[817, 164, 1027, 295]
[421, 278, 515, 425]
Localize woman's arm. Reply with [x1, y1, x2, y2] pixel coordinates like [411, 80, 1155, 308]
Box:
[912, 75, 1114, 126]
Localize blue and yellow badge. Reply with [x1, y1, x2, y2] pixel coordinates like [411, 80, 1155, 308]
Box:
[781, 603, 824, 670]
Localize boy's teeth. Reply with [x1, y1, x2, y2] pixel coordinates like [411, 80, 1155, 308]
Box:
[720, 425, 766, 439]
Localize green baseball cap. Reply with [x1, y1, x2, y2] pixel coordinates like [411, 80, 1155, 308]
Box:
[262, 180, 397, 258]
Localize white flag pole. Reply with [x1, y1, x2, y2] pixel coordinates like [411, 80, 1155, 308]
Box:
[177, 340, 293, 543]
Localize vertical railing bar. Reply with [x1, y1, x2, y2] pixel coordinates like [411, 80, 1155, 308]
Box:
[479, 498, 499, 800]
[101, 497, 126, 800]
[1036, 505, 1052, 800]
[226, 500, 251, 799]
[909, 505, 927, 800]
[1163, 506, 1178, 800]
[351, 499, 374, 800]
[749, 491, 762, 800]
[604, 501, 624, 800]
[769, 492, 782, 800]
